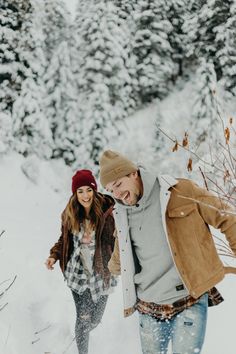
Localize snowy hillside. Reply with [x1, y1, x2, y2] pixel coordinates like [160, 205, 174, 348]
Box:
[1, 92, 236, 354]
[0, 153, 142, 354]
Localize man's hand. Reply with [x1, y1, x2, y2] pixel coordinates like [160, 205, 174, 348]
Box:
[45, 257, 56, 270]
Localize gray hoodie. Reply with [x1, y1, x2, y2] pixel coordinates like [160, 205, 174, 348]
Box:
[117, 167, 188, 304]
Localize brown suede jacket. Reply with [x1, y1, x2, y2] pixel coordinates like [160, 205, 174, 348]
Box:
[108, 177, 236, 316]
[49, 194, 115, 285]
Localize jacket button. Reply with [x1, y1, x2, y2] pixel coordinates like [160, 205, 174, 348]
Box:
[174, 252, 177, 256]
[126, 289, 128, 291]
[124, 269, 126, 272]
[122, 249, 124, 252]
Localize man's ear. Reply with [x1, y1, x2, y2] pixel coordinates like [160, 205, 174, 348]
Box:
[132, 170, 139, 179]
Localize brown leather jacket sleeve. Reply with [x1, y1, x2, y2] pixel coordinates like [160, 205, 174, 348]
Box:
[108, 234, 121, 275]
[49, 220, 64, 261]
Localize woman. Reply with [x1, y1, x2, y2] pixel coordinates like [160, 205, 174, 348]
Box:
[45, 169, 117, 354]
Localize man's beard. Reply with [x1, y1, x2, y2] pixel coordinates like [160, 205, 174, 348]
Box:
[123, 192, 140, 206]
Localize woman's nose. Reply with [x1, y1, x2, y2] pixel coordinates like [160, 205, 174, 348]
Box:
[82, 191, 89, 198]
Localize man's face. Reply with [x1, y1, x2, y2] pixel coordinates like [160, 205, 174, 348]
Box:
[106, 172, 142, 206]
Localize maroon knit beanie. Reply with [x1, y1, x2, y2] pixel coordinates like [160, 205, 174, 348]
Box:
[71, 170, 97, 194]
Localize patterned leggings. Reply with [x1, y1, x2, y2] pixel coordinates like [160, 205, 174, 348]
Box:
[71, 288, 108, 354]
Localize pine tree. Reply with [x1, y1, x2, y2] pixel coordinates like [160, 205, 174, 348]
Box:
[75, 0, 134, 169]
[114, 0, 141, 111]
[12, 77, 53, 158]
[132, 0, 175, 103]
[0, 0, 31, 114]
[41, 0, 71, 62]
[166, 0, 188, 79]
[183, 0, 233, 79]
[215, 2, 236, 96]
[44, 40, 78, 164]
[191, 58, 220, 145]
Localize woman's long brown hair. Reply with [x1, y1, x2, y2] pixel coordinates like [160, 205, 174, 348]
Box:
[63, 190, 106, 233]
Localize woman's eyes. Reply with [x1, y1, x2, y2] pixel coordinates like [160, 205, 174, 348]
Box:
[77, 189, 93, 193]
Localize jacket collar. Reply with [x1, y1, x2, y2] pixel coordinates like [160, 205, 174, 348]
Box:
[158, 175, 179, 191]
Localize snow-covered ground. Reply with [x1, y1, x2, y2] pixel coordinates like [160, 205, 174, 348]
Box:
[1, 151, 236, 354]
[0, 152, 142, 354]
[1, 81, 236, 354]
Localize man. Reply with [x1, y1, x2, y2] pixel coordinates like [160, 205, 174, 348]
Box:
[99, 150, 236, 354]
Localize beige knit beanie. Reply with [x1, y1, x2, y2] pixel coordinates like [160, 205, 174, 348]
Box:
[99, 150, 137, 187]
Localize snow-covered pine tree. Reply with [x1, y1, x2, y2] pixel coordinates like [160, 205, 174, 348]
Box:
[0, 0, 31, 114]
[78, 0, 133, 118]
[114, 0, 138, 21]
[44, 40, 78, 164]
[75, 0, 134, 170]
[215, 2, 236, 96]
[191, 58, 220, 147]
[166, 0, 188, 79]
[132, 0, 175, 103]
[181, 0, 205, 63]
[183, 0, 233, 79]
[21, 0, 47, 79]
[12, 77, 53, 158]
[72, 0, 95, 94]
[10, 0, 53, 159]
[41, 0, 71, 62]
[114, 0, 141, 112]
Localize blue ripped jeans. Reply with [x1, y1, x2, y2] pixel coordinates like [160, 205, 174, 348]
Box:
[139, 293, 208, 354]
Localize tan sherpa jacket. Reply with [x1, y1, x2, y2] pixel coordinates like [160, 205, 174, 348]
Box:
[108, 175, 236, 317]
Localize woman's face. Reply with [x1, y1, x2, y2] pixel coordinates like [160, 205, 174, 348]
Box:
[76, 186, 94, 211]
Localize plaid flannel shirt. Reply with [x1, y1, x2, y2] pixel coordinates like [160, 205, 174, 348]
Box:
[64, 229, 117, 303]
[136, 287, 223, 320]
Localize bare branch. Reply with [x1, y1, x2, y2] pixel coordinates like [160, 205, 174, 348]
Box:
[31, 338, 40, 345]
[34, 324, 51, 335]
[218, 253, 236, 259]
[0, 275, 17, 298]
[0, 303, 8, 311]
[158, 127, 225, 173]
[177, 195, 236, 216]
[0, 279, 11, 287]
[0, 230, 5, 238]
[198, 167, 209, 190]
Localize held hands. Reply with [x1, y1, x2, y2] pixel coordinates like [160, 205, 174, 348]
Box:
[45, 257, 56, 270]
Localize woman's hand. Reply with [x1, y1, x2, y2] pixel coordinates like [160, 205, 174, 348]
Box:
[45, 257, 56, 270]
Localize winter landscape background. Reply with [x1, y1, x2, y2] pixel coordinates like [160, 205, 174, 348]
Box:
[1, 0, 236, 353]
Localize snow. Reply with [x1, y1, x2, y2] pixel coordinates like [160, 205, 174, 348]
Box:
[0, 152, 141, 354]
[61, 0, 78, 19]
[1, 103, 236, 354]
